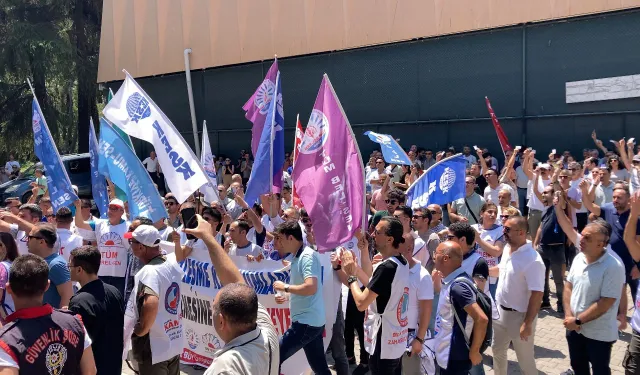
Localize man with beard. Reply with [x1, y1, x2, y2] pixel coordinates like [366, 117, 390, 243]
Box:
[369, 189, 405, 233]
[449, 175, 485, 225]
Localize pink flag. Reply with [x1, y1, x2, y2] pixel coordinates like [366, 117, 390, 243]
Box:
[243, 60, 279, 157]
[293, 75, 365, 252]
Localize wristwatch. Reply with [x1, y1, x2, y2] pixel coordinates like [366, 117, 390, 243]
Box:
[347, 275, 358, 285]
[575, 318, 582, 326]
[414, 337, 424, 344]
[284, 284, 290, 293]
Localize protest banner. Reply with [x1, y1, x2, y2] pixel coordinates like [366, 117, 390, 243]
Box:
[178, 253, 340, 374]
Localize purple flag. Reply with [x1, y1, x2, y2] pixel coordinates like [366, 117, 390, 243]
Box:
[243, 59, 279, 157]
[292, 75, 365, 252]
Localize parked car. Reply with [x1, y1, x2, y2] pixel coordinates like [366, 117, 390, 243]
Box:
[0, 153, 92, 204]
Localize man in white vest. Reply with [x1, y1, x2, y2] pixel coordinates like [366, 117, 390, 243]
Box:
[432, 241, 488, 375]
[124, 225, 184, 375]
[74, 199, 131, 297]
[341, 217, 409, 375]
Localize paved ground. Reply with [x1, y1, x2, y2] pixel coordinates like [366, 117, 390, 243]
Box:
[122, 282, 634, 374]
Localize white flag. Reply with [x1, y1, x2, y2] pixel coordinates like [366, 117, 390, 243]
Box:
[200, 121, 220, 204]
[103, 71, 208, 203]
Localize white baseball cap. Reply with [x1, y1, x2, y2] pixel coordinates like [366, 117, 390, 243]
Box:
[124, 225, 161, 247]
[109, 199, 125, 209]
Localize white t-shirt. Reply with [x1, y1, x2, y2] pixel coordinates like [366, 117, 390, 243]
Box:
[495, 242, 545, 313]
[407, 261, 434, 329]
[4, 161, 19, 171]
[527, 178, 551, 211]
[9, 224, 28, 255]
[142, 157, 158, 173]
[56, 228, 84, 262]
[0, 324, 92, 369]
[367, 170, 383, 192]
[484, 183, 516, 206]
[229, 242, 263, 257]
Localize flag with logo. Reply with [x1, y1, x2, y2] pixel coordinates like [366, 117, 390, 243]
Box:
[31, 100, 78, 211]
[103, 71, 209, 203]
[108, 88, 135, 150]
[244, 59, 279, 158]
[98, 119, 166, 222]
[292, 114, 304, 205]
[364, 131, 412, 165]
[293, 75, 365, 252]
[89, 119, 109, 218]
[244, 71, 285, 205]
[200, 120, 220, 204]
[406, 154, 466, 209]
[485, 97, 513, 155]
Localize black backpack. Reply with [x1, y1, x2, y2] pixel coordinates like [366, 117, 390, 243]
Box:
[450, 277, 493, 353]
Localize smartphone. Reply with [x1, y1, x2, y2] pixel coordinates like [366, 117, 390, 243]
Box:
[181, 207, 197, 240]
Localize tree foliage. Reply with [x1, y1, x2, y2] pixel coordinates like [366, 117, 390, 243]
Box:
[0, 0, 102, 163]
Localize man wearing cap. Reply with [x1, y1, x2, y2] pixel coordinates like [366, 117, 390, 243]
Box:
[74, 198, 131, 297]
[124, 225, 184, 375]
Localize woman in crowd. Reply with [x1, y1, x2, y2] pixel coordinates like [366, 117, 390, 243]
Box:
[472, 202, 505, 298]
[222, 157, 235, 188]
[0, 232, 19, 324]
[608, 154, 629, 182]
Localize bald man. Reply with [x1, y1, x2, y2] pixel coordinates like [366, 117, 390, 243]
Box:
[432, 241, 488, 374]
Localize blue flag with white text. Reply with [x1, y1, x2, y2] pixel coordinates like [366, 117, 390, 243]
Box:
[365, 131, 412, 165]
[406, 154, 466, 208]
[32, 100, 78, 211]
[98, 119, 166, 223]
[89, 119, 109, 218]
[244, 71, 285, 205]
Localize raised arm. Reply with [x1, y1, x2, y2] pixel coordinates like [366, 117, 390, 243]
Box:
[184, 215, 244, 285]
[522, 149, 534, 180]
[499, 149, 518, 183]
[235, 192, 264, 234]
[579, 179, 601, 217]
[554, 193, 579, 245]
[624, 193, 640, 262]
[617, 139, 633, 171]
[476, 148, 489, 175]
[73, 200, 93, 231]
[591, 130, 608, 154]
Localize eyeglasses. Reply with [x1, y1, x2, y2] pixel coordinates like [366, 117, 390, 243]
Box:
[384, 200, 399, 204]
[412, 214, 425, 219]
[218, 189, 224, 192]
[465, 181, 475, 185]
[559, 175, 570, 179]
[500, 215, 510, 219]
[28, 235, 44, 241]
[164, 202, 176, 207]
[503, 226, 519, 233]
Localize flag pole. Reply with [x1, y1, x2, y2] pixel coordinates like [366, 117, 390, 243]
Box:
[268, 70, 279, 194]
[292, 113, 299, 197]
[324, 74, 367, 233]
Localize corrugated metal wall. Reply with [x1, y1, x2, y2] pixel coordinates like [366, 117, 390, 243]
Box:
[106, 9, 640, 160]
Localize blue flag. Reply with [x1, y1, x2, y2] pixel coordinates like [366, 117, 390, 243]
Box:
[406, 154, 466, 208]
[98, 119, 166, 223]
[89, 119, 109, 218]
[365, 131, 412, 165]
[32, 100, 78, 211]
[244, 71, 285, 205]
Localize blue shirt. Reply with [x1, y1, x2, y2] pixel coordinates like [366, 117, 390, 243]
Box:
[43, 253, 71, 308]
[599, 204, 640, 273]
[289, 246, 325, 327]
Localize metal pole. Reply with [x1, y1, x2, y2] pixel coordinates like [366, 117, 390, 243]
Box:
[184, 48, 201, 157]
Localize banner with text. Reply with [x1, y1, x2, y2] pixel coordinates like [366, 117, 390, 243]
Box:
[179, 254, 340, 374]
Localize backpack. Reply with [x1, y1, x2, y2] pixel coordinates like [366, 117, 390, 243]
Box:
[450, 277, 493, 353]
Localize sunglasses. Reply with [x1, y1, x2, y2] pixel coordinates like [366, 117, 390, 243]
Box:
[385, 200, 399, 204]
[412, 214, 425, 219]
[165, 202, 176, 207]
[500, 215, 510, 219]
[559, 175, 570, 179]
[503, 226, 519, 233]
[28, 235, 44, 241]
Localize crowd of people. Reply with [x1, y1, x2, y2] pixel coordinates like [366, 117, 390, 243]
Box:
[0, 130, 637, 374]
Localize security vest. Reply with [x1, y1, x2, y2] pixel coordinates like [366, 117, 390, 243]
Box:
[0, 305, 85, 374]
[363, 256, 410, 359]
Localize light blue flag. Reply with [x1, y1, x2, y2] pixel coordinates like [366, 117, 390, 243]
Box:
[244, 71, 285, 205]
[32, 100, 78, 211]
[89, 119, 109, 218]
[406, 154, 466, 209]
[365, 131, 412, 165]
[98, 119, 166, 222]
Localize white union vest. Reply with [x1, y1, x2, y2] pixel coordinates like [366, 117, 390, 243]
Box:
[472, 224, 503, 284]
[123, 255, 185, 364]
[363, 256, 410, 359]
[94, 220, 130, 278]
[460, 251, 499, 320]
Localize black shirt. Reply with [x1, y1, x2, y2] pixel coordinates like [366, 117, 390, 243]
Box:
[68, 279, 125, 375]
[475, 175, 488, 196]
[539, 206, 566, 245]
[367, 254, 408, 355]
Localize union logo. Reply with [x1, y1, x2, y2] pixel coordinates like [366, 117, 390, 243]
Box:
[32, 110, 42, 133]
[165, 282, 180, 315]
[202, 333, 222, 354]
[439, 167, 456, 194]
[370, 132, 392, 145]
[255, 79, 275, 115]
[45, 343, 68, 375]
[185, 328, 199, 350]
[300, 109, 329, 155]
[396, 287, 409, 327]
[126, 92, 151, 122]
